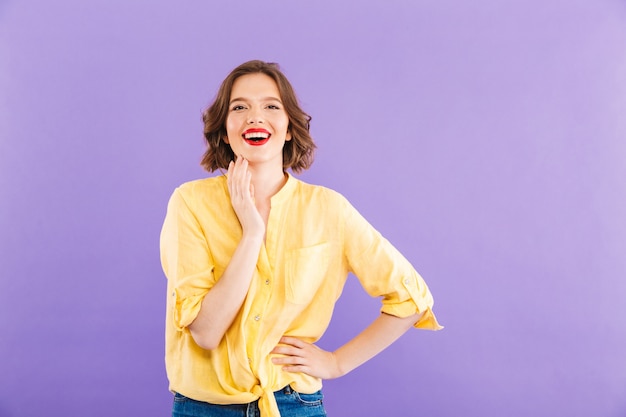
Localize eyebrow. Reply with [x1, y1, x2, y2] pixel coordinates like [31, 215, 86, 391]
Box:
[229, 96, 283, 104]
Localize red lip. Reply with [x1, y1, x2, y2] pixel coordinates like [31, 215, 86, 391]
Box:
[243, 128, 271, 135]
[242, 128, 271, 146]
[245, 138, 270, 146]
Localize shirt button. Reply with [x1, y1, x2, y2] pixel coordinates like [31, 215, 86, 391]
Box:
[265, 279, 270, 285]
[254, 315, 261, 321]
[248, 357, 252, 364]
[404, 279, 411, 285]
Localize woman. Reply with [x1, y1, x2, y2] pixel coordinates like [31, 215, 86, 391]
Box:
[160, 60, 442, 417]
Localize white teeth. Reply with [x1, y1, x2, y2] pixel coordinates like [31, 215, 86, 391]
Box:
[244, 132, 269, 139]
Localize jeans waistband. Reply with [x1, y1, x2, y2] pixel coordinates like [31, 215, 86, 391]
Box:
[280, 385, 293, 395]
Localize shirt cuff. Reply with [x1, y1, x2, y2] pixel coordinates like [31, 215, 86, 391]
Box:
[173, 289, 207, 330]
[380, 274, 443, 330]
[380, 302, 443, 330]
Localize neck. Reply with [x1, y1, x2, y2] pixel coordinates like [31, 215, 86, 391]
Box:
[247, 164, 287, 200]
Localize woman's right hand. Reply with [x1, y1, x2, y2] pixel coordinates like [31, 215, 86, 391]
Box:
[227, 156, 265, 239]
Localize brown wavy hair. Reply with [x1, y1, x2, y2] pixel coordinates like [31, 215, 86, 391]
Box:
[201, 60, 315, 173]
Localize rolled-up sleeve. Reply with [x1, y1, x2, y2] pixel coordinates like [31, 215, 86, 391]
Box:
[341, 196, 442, 330]
[161, 188, 216, 330]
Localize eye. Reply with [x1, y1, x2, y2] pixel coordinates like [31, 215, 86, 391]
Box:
[231, 104, 246, 111]
[266, 104, 281, 110]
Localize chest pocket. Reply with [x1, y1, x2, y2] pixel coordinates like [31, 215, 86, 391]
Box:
[285, 242, 332, 305]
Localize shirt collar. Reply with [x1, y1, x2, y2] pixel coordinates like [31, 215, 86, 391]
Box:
[270, 172, 298, 206]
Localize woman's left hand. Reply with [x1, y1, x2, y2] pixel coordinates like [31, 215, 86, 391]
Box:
[271, 336, 343, 380]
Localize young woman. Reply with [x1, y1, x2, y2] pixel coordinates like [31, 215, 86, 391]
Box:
[160, 60, 442, 417]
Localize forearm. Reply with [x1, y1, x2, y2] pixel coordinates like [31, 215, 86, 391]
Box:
[333, 312, 423, 377]
[189, 233, 263, 350]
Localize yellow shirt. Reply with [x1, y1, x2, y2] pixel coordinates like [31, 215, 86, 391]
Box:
[160, 173, 441, 417]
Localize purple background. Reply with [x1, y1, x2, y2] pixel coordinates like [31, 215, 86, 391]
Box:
[1, 1, 625, 416]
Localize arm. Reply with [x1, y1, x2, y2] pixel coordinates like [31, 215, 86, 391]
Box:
[189, 157, 265, 350]
[271, 194, 439, 378]
[271, 311, 423, 379]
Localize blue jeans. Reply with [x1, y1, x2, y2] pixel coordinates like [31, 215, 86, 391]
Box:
[172, 385, 327, 417]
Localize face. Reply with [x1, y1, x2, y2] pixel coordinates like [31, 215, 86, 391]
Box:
[225, 73, 291, 168]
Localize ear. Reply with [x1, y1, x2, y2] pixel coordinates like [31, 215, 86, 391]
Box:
[285, 130, 292, 142]
[223, 136, 230, 144]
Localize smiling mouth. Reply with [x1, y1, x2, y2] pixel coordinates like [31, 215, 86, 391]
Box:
[243, 129, 271, 146]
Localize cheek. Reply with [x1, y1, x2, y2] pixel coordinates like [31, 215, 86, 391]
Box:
[225, 117, 239, 138]
[277, 115, 290, 134]
[225, 116, 234, 132]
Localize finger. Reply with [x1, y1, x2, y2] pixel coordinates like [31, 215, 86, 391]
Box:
[281, 365, 310, 374]
[234, 157, 249, 199]
[235, 155, 246, 172]
[271, 345, 303, 356]
[279, 336, 306, 348]
[272, 355, 306, 366]
[232, 157, 246, 198]
[244, 170, 252, 200]
[227, 161, 234, 185]
[230, 155, 240, 176]
[227, 162, 239, 200]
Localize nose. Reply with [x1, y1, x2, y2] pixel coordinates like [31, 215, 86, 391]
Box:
[247, 107, 264, 124]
